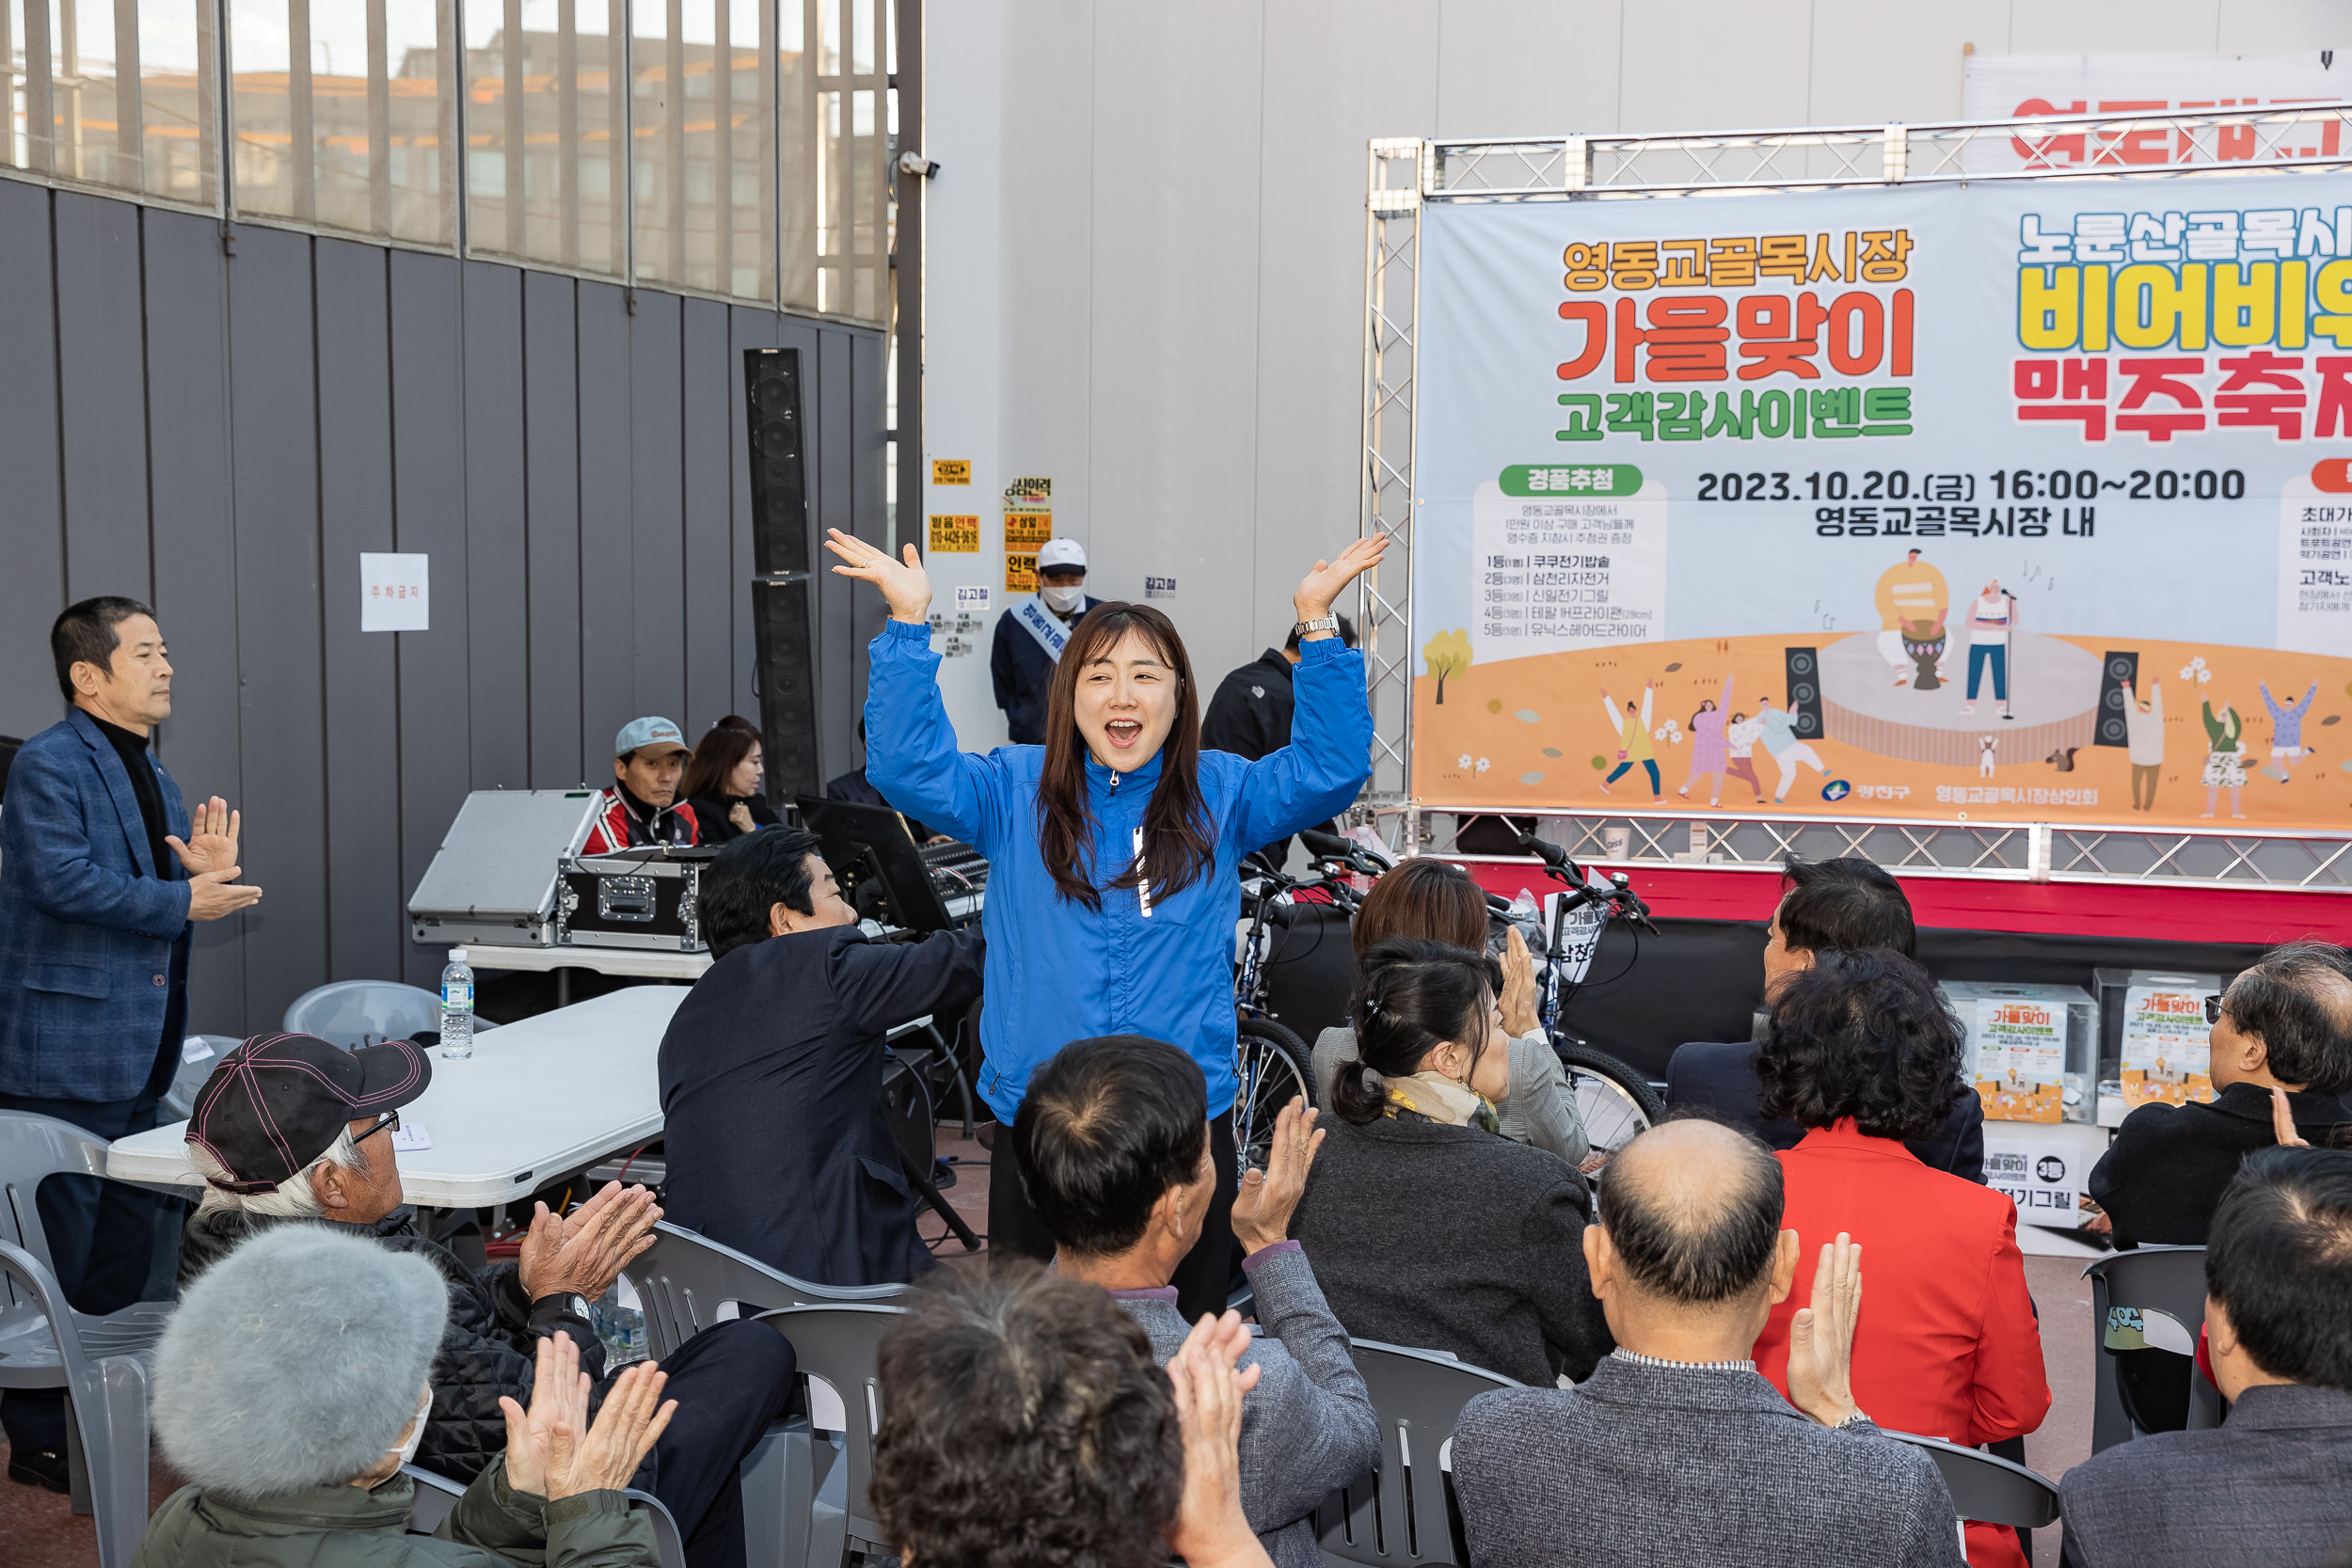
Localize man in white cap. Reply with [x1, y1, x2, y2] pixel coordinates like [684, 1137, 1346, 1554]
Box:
[990, 537, 1102, 745]
[583, 716, 700, 853]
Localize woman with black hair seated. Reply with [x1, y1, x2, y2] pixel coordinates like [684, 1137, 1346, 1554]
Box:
[1747, 948, 2048, 1568]
[1286, 938, 1613, 1386]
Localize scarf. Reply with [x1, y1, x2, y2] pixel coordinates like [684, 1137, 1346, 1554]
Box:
[1384, 1069, 1501, 1133]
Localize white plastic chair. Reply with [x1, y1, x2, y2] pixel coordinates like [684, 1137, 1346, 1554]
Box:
[0, 1110, 179, 1568]
[281, 979, 499, 1050]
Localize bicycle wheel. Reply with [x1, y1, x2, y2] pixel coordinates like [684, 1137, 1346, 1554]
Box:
[1233, 1016, 1313, 1178]
[1557, 1040, 1666, 1169]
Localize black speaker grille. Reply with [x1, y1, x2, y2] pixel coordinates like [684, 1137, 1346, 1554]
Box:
[745, 348, 807, 578]
[2095, 650, 2140, 747]
[1784, 645, 1824, 739]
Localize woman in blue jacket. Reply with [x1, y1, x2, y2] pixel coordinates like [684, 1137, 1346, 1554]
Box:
[824, 527, 1382, 1315]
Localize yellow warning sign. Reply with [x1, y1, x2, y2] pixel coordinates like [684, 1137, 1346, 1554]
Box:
[1004, 510, 1054, 547]
[928, 515, 979, 553]
[1006, 552, 1038, 593]
[931, 459, 971, 485]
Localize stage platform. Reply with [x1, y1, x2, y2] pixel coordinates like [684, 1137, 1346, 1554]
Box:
[1820, 630, 2101, 768]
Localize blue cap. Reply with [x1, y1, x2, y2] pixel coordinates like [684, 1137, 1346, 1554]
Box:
[614, 716, 689, 758]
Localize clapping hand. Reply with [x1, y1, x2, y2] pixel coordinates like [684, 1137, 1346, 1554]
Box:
[824, 530, 933, 625]
[1230, 1097, 1324, 1255]
[2272, 1085, 2311, 1148]
[501, 1332, 592, 1497]
[1292, 535, 1388, 622]
[517, 1182, 661, 1303]
[167, 796, 241, 875]
[547, 1361, 675, 1501]
[1786, 1232, 1865, 1430]
[1165, 1311, 1272, 1568]
[1499, 925, 1541, 1037]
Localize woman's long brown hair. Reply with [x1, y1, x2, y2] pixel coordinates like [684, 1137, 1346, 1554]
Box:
[1035, 603, 1216, 911]
[679, 721, 757, 802]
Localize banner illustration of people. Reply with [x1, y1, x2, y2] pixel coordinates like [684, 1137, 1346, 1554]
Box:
[1410, 172, 2352, 830]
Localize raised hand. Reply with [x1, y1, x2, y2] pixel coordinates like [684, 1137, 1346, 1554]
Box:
[2272, 1085, 2311, 1148]
[824, 529, 933, 624]
[1499, 925, 1541, 1037]
[1787, 1232, 1864, 1429]
[1231, 1097, 1325, 1255]
[518, 1184, 661, 1302]
[167, 796, 241, 876]
[546, 1361, 675, 1501]
[1166, 1311, 1271, 1568]
[501, 1332, 592, 1497]
[186, 867, 262, 922]
[1292, 535, 1389, 622]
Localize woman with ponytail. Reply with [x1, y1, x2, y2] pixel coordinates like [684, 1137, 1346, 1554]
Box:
[1290, 939, 1613, 1386]
[825, 527, 1382, 1319]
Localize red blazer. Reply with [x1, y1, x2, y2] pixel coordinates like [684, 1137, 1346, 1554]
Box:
[1753, 1119, 2050, 1568]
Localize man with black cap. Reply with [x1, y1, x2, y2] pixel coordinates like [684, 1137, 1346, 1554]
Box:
[990, 536, 1103, 745]
[175, 1033, 797, 1568]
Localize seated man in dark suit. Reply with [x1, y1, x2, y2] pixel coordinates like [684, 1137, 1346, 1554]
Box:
[657, 827, 982, 1286]
[1666, 856, 1983, 1180]
[1453, 1118, 1965, 1568]
[2088, 940, 2352, 1247]
[2058, 1146, 2352, 1567]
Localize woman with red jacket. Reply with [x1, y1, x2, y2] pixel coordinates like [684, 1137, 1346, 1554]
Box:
[1747, 949, 2050, 1568]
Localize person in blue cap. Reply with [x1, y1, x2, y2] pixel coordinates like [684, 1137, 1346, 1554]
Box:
[584, 716, 700, 853]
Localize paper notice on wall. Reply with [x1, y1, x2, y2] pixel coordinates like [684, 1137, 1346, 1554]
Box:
[929, 515, 980, 553]
[2121, 983, 2216, 1111]
[1470, 470, 1666, 659]
[359, 553, 430, 632]
[1975, 997, 2065, 1123]
[1983, 1133, 2084, 1230]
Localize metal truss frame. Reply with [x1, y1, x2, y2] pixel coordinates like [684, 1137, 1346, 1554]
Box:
[1356, 102, 2352, 892]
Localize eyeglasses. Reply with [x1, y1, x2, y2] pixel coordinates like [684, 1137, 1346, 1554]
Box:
[2203, 994, 2226, 1025]
[351, 1110, 402, 1145]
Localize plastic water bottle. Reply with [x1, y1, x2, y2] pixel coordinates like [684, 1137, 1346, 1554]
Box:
[438, 953, 475, 1059]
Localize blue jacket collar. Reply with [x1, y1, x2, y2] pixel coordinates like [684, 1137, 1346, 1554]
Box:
[65, 706, 161, 879]
[1083, 746, 1165, 797]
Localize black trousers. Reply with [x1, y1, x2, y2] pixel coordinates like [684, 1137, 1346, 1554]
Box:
[0, 977, 186, 1456]
[988, 1111, 1240, 1322]
[637, 1317, 798, 1568]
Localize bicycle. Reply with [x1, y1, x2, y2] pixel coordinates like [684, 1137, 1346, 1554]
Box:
[1230, 846, 1363, 1178]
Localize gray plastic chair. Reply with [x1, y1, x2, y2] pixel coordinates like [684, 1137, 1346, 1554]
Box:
[1883, 1430, 2062, 1528]
[281, 979, 499, 1050]
[162, 1035, 241, 1121]
[0, 1230, 163, 1568]
[405, 1463, 686, 1567]
[1313, 1339, 1524, 1567]
[2081, 1244, 2220, 1451]
[620, 1226, 906, 1568]
[752, 1303, 908, 1568]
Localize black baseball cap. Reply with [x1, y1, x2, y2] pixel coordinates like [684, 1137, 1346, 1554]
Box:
[187, 1033, 433, 1195]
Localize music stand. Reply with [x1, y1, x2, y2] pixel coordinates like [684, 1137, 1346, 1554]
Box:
[796, 796, 956, 933]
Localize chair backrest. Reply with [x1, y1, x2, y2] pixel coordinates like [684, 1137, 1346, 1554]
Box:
[2082, 1245, 2213, 1449]
[0, 1237, 99, 1395]
[753, 1303, 907, 1552]
[0, 1110, 114, 1283]
[1882, 1431, 2062, 1529]
[282, 980, 499, 1049]
[622, 1223, 908, 1358]
[163, 1036, 242, 1121]
[405, 1465, 686, 1568]
[1315, 1339, 1523, 1567]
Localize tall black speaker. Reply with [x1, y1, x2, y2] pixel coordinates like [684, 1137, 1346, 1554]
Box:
[2094, 650, 2139, 747]
[1783, 645, 1823, 739]
[746, 348, 820, 800]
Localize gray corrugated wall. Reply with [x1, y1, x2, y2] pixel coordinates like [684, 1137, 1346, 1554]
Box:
[0, 182, 888, 1033]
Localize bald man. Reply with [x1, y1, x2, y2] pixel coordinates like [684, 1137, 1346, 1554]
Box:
[1452, 1121, 1964, 1568]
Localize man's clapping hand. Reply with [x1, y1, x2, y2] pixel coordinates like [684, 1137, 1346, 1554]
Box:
[499, 1334, 675, 1501]
[1165, 1310, 1274, 1568]
[517, 1181, 661, 1303]
[1787, 1232, 1865, 1430]
[1231, 1096, 1324, 1256]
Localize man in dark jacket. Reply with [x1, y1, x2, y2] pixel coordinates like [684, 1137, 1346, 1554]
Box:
[1200, 615, 1358, 867]
[174, 1033, 795, 1568]
[2088, 940, 2352, 1246]
[989, 536, 1102, 744]
[658, 827, 983, 1286]
[1666, 856, 1985, 1181]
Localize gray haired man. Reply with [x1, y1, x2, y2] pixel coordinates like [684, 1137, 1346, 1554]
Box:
[1452, 1119, 1965, 1568]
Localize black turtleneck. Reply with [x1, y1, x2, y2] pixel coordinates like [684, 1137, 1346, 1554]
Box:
[89, 713, 170, 878]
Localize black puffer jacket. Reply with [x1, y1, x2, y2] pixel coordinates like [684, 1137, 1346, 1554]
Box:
[178, 1206, 609, 1481]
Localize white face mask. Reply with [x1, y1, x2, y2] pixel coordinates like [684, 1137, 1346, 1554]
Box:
[1041, 582, 1086, 615]
[390, 1384, 432, 1466]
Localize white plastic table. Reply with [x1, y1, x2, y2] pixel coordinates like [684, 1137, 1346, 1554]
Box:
[456, 942, 709, 1006]
[107, 986, 690, 1210]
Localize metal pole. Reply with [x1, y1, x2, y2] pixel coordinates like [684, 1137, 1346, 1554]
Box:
[893, 0, 923, 561]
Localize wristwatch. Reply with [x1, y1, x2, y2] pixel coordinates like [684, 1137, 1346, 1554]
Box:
[1295, 614, 1341, 638]
[540, 1292, 594, 1324]
[1830, 1408, 1873, 1431]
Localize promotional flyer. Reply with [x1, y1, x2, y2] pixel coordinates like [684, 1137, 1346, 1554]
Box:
[1412, 174, 2352, 827]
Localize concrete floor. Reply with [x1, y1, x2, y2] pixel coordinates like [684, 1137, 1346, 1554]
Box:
[3, 1134, 2095, 1566]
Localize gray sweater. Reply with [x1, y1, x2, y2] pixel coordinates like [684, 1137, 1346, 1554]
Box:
[1114, 1242, 1379, 1568]
[1454, 1354, 1967, 1568]
[1287, 1112, 1612, 1387]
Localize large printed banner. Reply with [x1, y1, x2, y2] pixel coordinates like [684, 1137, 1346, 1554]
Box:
[1412, 175, 2352, 829]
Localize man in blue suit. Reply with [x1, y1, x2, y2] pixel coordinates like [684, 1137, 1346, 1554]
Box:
[0, 595, 261, 1490]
